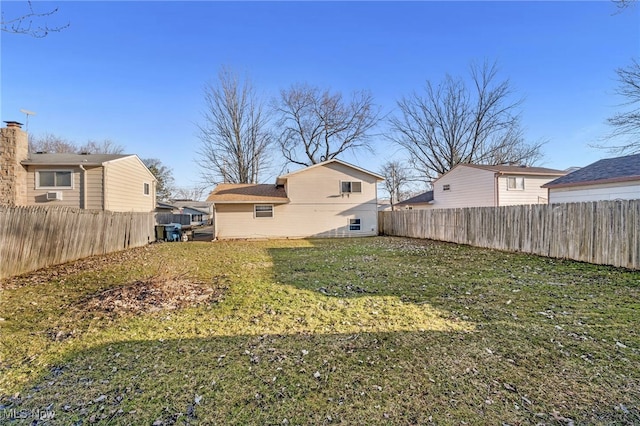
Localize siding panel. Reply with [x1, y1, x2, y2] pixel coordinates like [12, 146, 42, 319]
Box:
[499, 175, 554, 205]
[433, 166, 496, 208]
[103, 156, 155, 212]
[549, 182, 640, 203]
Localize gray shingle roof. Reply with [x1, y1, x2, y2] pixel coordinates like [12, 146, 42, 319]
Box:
[21, 153, 131, 166]
[543, 153, 640, 188]
[396, 190, 434, 205]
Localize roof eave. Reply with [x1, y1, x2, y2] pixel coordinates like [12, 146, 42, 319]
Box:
[543, 175, 640, 189]
[210, 199, 290, 204]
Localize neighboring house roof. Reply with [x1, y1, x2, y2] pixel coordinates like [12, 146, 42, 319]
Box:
[444, 163, 567, 177]
[396, 190, 434, 206]
[157, 202, 176, 210]
[276, 158, 384, 185]
[170, 200, 213, 209]
[22, 153, 157, 182]
[206, 184, 289, 204]
[180, 206, 210, 215]
[542, 153, 640, 189]
[22, 153, 131, 166]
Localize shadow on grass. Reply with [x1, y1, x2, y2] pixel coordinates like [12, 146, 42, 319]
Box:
[3, 330, 639, 425]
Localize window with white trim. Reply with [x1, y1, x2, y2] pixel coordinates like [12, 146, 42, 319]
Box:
[254, 204, 274, 218]
[349, 218, 361, 231]
[341, 181, 362, 193]
[143, 183, 150, 195]
[506, 177, 525, 190]
[36, 170, 73, 189]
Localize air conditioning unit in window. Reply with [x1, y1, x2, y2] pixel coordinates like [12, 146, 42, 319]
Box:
[46, 191, 62, 201]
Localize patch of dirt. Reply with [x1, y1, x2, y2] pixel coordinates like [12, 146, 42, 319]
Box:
[78, 274, 226, 316]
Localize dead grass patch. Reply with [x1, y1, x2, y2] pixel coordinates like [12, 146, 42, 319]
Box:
[78, 274, 225, 316]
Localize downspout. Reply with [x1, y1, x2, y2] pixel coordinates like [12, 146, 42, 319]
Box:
[79, 164, 87, 209]
[494, 172, 500, 206]
[212, 203, 217, 240]
[102, 164, 107, 210]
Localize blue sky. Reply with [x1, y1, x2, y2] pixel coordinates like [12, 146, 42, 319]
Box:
[2, 1, 639, 194]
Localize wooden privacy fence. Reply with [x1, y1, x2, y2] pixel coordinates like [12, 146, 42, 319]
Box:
[0, 206, 155, 279]
[379, 200, 640, 270]
[155, 213, 191, 226]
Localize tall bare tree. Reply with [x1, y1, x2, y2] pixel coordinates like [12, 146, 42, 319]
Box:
[1, 1, 69, 37]
[601, 58, 640, 154]
[196, 68, 272, 184]
[379, 160, 411, 209]
[29, 134, 125, 155]
[29, 133, 76, 153]
[172, 185, 207, 202]
[78, 139, 124, 154]
[275, 84, 381, 166]
[389, 61, 544, 181]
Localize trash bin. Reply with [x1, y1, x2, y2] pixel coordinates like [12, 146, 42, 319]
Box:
[155, 225, 166, 241]
[165, 223, 182, 242]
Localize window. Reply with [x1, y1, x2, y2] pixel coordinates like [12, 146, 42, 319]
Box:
[506, 177, 525, 190]
[143, 183, 150, 195]
[442, 184, 451, 191]
[341, 181, 362, 193]
[349, 218, 361, 231]
[37, 170, 72, 189]
[255, 204, 273, 218]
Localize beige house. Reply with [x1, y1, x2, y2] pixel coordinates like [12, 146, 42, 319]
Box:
[207, 159, 383, 239]
[1, 121, 156, 212]
[431, 164, 567, 209]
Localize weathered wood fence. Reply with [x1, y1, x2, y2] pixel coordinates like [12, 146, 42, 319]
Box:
[379, 200, 640, 270]
[155, 213, 191, 226]
[0, 206, 155, 279]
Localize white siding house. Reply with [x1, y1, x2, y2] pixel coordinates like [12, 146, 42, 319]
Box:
[543, 153, 640, 203]
[431, 164, 567, 209]
[207, 159, 383, 239]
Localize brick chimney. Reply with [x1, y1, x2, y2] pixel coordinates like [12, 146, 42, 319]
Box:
[0, 121, 29, 206]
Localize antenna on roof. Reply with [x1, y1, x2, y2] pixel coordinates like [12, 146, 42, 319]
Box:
[19, 109, 36, 133]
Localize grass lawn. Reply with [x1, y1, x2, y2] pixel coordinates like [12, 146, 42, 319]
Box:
[1, 237, 639, 425]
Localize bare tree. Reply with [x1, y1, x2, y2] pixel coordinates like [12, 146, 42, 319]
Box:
[143, 158, 175, 201]
[196, 67, 272, 184]
[172, 185, 207, 202]
[29, 133, 76, 153]
[389, 61, 544, 181]
[379, 160, 411, 209]
[275, 84, 381, 166]
[612, 0, 637, 12]
[78, 139, 124, 155]
[601, 58, 640, 154]
[29, 133, 127, 155]
[1, 1, 69, 38]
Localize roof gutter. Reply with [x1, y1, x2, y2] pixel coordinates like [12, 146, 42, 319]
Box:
[79, 164, 87, 209]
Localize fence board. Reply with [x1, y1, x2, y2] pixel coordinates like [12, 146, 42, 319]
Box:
[380, 200, 640, 270]
[0, 206, 155, 279]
